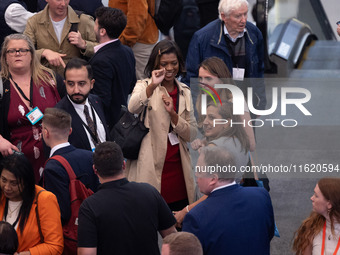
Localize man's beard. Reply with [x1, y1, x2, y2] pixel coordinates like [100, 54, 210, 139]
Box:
[69, 92, 89, 104]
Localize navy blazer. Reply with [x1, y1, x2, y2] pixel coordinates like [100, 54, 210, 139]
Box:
[183, 184, 275, 255]
[43, 145, 99, 224]
[89, 40, 136, 129]
[55, 94, 109, 151]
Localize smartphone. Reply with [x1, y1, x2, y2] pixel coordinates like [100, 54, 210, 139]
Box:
[337, 21, 340, 25]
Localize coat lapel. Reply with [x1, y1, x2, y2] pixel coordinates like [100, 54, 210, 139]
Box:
[64, 98, 91, 149]
[43, 8, 59, 45]
[60, 17, 71, 45]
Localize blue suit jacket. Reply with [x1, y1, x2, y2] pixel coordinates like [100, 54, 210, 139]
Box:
[183, 184, 274, 255]
[43, 145, 99, 224]
[55, 94, 110, 151]
[89, 40, 136, 129]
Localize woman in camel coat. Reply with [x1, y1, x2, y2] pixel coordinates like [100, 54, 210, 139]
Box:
[127, 40, 197, 209]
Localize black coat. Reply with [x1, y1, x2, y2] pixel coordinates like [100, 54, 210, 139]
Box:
[89, 40, 136, 129]
[55, 94, 110, 151]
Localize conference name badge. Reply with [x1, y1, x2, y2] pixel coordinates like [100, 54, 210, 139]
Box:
[26, 107, 43, 125]
[233, 68, 245, 81]
[168, 132, 179, 146]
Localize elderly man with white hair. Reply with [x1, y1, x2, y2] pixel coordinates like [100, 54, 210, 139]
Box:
[184, 0, 266, 112]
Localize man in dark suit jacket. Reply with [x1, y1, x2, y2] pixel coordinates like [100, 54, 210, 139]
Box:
[55, 58, 110, 151]
[90, 7, 136, 130]
[182, 146, 275, 255]
[42, 108, 99, 224]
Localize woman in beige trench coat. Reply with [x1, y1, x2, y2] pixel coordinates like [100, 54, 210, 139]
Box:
[126, 40, 197, 211]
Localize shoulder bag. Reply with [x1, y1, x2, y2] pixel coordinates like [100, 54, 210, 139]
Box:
[110, 105, 149, 160]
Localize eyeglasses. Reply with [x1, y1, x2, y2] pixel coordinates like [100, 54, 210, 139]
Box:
[6, 48, 31, 56]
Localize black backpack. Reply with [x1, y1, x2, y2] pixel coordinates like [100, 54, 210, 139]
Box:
[149, 0, 183, 35]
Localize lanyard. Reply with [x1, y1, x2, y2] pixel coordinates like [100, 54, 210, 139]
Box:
[11, 76, 34, 108]
[322, 221, 340, 255]
[81, 103, 99, 144]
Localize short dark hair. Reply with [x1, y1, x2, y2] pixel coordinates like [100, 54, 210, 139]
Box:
[42, 108, 72, 139]
[93, 142, 124, 178]
[144, 40, 186, 78]
[95, 7, 127, 39]
[64, 57, 93, 79]
[163, 232, 203, 255]
[0, 221, 18, 254]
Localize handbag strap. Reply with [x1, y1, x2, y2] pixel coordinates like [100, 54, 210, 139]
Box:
[140, 106, 147, 123]
[49, 155, 77, 181]
[35, 189, 45, 243]
[139, 79, 153, 124]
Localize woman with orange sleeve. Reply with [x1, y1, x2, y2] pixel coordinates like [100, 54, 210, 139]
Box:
[0, 152, 63, 255]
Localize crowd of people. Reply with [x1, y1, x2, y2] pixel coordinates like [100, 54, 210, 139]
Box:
[0, 0, 337, 255]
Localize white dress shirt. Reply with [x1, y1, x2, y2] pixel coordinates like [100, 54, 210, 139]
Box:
[68, 96, 106, 151]
[50, 142, 70, 158]
[211, 181, 237, 193]
[224, 25, 247, 43]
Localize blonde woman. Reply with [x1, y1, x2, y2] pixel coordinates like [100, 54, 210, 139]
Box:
[0, 34, 61, 183]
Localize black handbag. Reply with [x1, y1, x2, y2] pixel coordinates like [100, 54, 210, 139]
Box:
[110, 105, 149, 160]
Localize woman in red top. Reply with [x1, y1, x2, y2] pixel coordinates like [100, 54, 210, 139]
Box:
[127, 40, 197, 211]
[0, 34, 60, 183]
